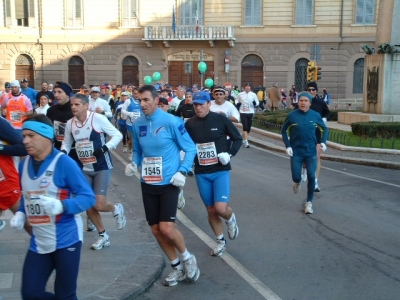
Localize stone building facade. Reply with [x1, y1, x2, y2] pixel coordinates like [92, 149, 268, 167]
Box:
[0, 0, 378, 102]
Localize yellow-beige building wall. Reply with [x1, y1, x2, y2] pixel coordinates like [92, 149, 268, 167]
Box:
[0, 0, 378, 102]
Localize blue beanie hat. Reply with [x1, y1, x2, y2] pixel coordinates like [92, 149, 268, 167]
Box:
[298, 91, 313, 102]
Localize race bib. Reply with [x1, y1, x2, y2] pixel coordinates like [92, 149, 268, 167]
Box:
[24, 190, 52, 226]
[196, 142, 218, 165]
[76, 141, 97, 164]
[241, 103, 250, 112]
[10, 111, 22, 123]
[142, 157, 162, 183]
[54, 121, 66, 141]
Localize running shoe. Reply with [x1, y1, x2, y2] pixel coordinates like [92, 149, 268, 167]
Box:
[293, 182, 301, 194]
[183, 254, 200, 282]
[123, 145, 128, 153]
[301, 168, 307, 182]
[163, 268, 186, 286]
[245, 140, 250, 148]
[86, 217, 96, 232]
[211, 239, 226, 256]
[91, 233, 111, 250]
[305, 202, 313, 214]
[314, 184, 321, 192]
[226, 213, 239, 240]
[0, 220, 6, 232]
[177, 190, 185, 210]
[113, 204, 126, 230]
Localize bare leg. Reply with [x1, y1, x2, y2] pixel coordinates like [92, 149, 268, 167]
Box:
[151, 222, 187, 260]
[206, 203, 233, 237]
[87, 195, 115, 232]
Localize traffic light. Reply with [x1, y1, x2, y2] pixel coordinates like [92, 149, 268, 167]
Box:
[314, 65, 321, 81]
[307, 61, 315, 82]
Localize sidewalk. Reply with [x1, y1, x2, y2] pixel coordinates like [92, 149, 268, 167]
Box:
[0, 182, 164, 300]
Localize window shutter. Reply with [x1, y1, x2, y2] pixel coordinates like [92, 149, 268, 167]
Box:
[28, 0, 35, 17]
[66, 0, 73, 26]
[15, 0, 26, 19]
[296, 0, 313, 25]
[364, 0, 374, 23]
[5, 0, 11, 17]
[245, 0, 253, 25]
[75, 0, 81, 18]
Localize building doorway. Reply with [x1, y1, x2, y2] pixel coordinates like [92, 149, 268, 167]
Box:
[241, 54, 263, 89]
[68, 56, 85, 90]
[15, 54, 34, 87]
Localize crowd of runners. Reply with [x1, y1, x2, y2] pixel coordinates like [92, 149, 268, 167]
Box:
[0, 79, 328, 298]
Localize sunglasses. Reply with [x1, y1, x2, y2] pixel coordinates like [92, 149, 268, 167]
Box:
[214, 92, 224, 96]
[307, 88, 316, 91]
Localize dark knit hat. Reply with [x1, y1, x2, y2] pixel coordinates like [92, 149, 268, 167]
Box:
[306, 81, 318, 91]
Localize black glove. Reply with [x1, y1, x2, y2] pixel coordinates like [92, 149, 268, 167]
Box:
[252, 101, 257, 106]
[93, 145, 109, 158]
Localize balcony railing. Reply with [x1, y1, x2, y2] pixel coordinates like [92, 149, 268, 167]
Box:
[143, 25, 235, 47]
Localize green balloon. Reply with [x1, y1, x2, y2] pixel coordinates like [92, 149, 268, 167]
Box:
[152, 72, 161, 81]
[204, 78, 214, 88]
[198, 61, 207, 73]
[144, 75, 152, 85]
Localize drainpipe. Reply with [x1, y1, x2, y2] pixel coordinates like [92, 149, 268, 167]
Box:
[339, 0, 344, 48]
[37, 0, 44, 81]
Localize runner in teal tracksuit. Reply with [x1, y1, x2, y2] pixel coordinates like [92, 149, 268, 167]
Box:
[281, 91, 328, 214]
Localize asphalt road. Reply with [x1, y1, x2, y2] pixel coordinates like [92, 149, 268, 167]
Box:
[111, 144, 400, 300]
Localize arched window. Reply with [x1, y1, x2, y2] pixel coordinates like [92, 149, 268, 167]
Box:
[241, 54, 263, 88]
[68, 56, 85, 90]
[16, 54, 34, 87]
[353, 58, 364, 94]
[294, 58, 309, 93]
[122, 56, 139, 86]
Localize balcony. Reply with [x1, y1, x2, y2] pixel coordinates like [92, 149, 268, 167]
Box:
[143, 25, 235, 48]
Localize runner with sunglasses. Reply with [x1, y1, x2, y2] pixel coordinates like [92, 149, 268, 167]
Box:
[304, 82, 330, 192]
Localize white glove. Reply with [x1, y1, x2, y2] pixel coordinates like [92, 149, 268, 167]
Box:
[320, 143, 327, 152]
[10, 212, 26, 230]
[39, 195, 64, 215]
[170, 172, 186, 188]
[286, 147, 293, 156]
[125, 162, 138, 176]
[218, 152, 231, 165]
[322, 117, 327, 125]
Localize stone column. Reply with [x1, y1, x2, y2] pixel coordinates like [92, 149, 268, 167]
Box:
[363, 0, 400, 115]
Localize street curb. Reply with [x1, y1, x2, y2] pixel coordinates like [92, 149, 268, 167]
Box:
[246, 129, 400, 170]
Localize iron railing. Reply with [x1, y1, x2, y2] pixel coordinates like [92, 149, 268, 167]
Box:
[143, 25, 235, 47]
[253, 119, 400, 150]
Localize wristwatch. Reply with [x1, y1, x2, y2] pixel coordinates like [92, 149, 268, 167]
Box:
[179, 171, 187, 177]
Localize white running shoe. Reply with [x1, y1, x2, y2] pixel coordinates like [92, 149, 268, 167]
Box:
[113, 204, 126, 230]
[177, 190, 185, 210]
[305, 202, 313, 214]
[86, 217, 96, 232]
[163, 268, 186, 286]
[245, 140, 250, 148]
[211, 239, 226, 256]
[123, 146, 128, 153]
[183, 254, 200, 282]
[0, 220, 6, 232]
[314, 183, 321, 192]
[293, 182, 302, 194]
[301, 168, 307, 182]
[226, 213, 239, 240]
[91, 233, 111, 250]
